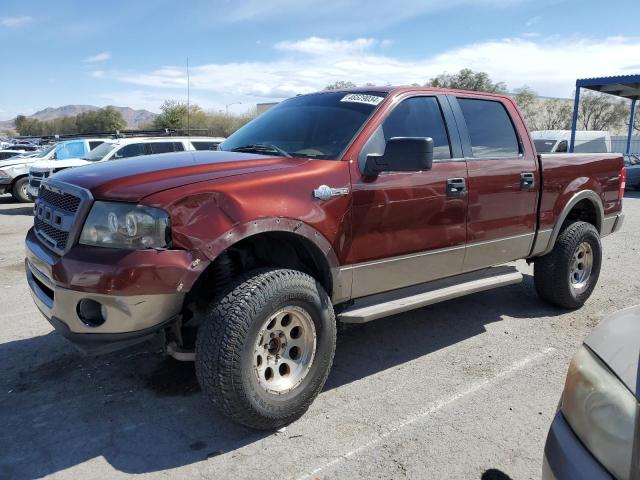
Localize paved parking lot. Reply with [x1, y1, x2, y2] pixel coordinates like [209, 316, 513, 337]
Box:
[1, 192, 638, 480]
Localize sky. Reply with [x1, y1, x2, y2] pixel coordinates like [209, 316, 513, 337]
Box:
[0, 0, 639, 120]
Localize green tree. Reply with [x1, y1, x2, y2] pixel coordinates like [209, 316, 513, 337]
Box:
[152, 100, 190, 129]
[427, 68, 507, 93]
[15, 115, 43, 136]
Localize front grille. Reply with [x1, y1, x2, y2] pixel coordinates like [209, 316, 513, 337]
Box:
[30, 178, 41, 188]
[31, 171, 49, 178]
[32, 181, 92, 255]
[39, 188, 81, 213]
[34, 217, 68, 250]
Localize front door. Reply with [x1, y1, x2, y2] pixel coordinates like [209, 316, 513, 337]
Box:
[451, 96, 539, 272]
[346, 95, 468, 298]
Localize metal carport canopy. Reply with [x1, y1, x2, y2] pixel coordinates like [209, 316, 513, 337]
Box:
[569, 74, 640, 154]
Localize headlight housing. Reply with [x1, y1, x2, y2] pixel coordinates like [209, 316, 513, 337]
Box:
[561, 346, 637, 480]
[79, 201, 170, 250]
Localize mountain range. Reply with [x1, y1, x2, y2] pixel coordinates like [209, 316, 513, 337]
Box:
[0, 105, 158, 131]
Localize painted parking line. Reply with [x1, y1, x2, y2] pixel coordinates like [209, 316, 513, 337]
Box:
[297, 347, 556, 480]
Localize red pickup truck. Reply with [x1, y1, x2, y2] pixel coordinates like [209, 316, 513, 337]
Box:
[25, 87, 625, 429]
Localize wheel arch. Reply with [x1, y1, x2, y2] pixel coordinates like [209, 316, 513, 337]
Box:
[191, 218, 348, 303]
[538, 190, 604, 256]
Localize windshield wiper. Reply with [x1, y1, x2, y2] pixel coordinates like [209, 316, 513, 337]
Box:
[229, 144, 292, 158]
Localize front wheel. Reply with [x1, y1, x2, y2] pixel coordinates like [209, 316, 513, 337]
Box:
[534, 221, 602, 309]
[195, 268, 336, 430]
[12, 177, 31, 203]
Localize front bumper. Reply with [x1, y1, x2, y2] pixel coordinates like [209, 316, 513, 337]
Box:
[25, 229, 203, 354]
[27, 184, 39, 198]
[542, 412, 612, 480]
[0, 177, 11, 194]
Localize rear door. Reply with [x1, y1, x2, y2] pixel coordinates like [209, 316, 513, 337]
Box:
[450, 95, 539, 271]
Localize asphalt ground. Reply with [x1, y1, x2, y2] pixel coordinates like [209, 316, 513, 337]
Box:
[1, 191, 638, 480]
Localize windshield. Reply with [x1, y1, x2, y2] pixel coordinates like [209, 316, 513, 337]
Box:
[533, 139, 557, 153]
[220, 91, 387, 159]
[83, 142, 117, 161]
[33, 145, 55, 158]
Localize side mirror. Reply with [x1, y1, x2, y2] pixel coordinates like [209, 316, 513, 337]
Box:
[364, 137, 434, 176]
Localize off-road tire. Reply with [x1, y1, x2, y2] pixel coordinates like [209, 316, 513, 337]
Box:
[195, 268, 336, 430]
[534, 221, 602, 309]
[12, 177, 31, 203]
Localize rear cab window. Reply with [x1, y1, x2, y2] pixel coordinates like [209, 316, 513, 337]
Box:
[457, 98, 521, 158]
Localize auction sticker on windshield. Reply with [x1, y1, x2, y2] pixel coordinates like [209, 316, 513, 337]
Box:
[340, 94, 385, 106]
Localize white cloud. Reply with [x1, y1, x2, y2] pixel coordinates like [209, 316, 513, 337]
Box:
[276, 37, 377, 56]
[0, 16, 33, 28]
[115, 35, 640, 101]
[84, 51, 111, 63]
[90, 70, 105, 78]
[222, 0, 524, 26]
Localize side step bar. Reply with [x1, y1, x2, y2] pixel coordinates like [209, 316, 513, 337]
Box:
[338, 266, 523, 324]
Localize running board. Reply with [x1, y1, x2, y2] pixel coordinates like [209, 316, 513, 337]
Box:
[338, 266, 523, 324]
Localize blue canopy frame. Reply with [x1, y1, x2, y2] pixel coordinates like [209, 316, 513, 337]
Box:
[570, 74, 640, 154]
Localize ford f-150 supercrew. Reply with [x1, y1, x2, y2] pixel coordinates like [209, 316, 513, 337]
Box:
[25, 87, 625, 429]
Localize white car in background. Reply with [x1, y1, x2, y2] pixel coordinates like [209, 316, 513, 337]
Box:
[27, 136, 225, 198]
[531, 130, 612, 154]
[12, 138, 104, 201]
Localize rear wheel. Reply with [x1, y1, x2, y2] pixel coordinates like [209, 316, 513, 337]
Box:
[195, 268, 336, 430]
[534, 221, 601, 309]
[12, 177, 31, 203]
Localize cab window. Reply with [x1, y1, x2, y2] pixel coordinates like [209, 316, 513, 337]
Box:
[359, 96, 452, 170]
[457, 98, 520, 158]
[113, 143, 146, 159]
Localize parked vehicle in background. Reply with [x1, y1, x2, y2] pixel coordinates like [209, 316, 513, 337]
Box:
[0, 146, 59, 202]
[4, 139, 103, 203]
[27, 136, 224, 198]
[624, 154, 640, 190]
[9, 143, 40, 152]
[531, 130, 611, 154]
[25, 87, 624, 430]
[542, 306, 639, 480]
[0, 149, 28, 160]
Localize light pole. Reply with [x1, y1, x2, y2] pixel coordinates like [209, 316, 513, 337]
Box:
[225, 102, 241, 116]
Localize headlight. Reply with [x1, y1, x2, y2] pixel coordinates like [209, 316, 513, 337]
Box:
[561, 346, 637, 480]
[79, 201, 170, 250]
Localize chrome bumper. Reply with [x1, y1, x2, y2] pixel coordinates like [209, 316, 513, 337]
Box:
[25, 238, 185, 354]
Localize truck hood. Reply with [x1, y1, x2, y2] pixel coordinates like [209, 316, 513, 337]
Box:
[52, 150, 307, 202]
[30, 158, 89, 170]
[584, 305, 640, 400]
[0, 157, 35, 168]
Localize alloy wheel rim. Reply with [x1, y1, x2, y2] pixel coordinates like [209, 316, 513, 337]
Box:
[252, 306, 317, 395]
[570, 241, 593, 293]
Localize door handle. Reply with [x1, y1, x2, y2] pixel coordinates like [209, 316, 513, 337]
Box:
[447, 178, 466, 197]
[520, 172, 535, 190]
